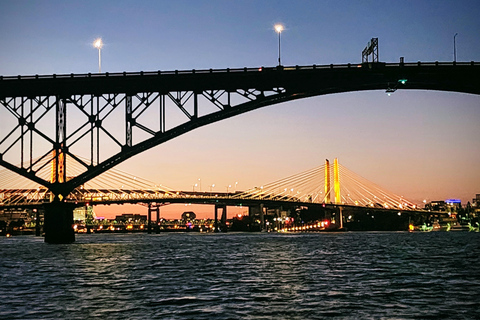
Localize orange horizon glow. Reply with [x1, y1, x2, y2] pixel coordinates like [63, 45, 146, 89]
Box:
[93, 203, 248, 220]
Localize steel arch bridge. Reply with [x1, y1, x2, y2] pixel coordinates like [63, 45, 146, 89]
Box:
[1, 61, 479, 198]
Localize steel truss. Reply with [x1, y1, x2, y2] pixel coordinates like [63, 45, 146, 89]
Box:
[1, 62, 479, 197]
[0, 85, 286, 196]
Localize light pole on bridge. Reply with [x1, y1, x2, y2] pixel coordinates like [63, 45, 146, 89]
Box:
[93, 38, 103, 73]
[274, 24, 284, 66]
[454, 33, 458, 62]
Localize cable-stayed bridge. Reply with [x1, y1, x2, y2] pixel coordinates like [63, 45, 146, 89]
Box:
[0, 157, 418, 211]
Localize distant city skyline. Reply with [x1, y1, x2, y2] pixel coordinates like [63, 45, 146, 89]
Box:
[1, 0, 479, 219]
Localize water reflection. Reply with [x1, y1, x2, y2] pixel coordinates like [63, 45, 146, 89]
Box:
[0, 232, 479, 319]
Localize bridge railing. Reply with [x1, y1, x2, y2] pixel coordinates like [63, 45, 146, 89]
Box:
[1, 61, 477, 81]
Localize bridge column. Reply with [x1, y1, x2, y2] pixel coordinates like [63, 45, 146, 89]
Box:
[156, 205, 160, 234]
[43, 201, 75, 244]
[275, 208, 281, 231]
[335, 206, 344, 230]
[260, 204, 264, 230]
[334, 158, 341, 204]
[220, 205, 228, 232]
[147, 204, 160, 234]
[214, 204, 219, 232]
[147, 204, 152, 234]
[214, 204, 227, 232]
[34, 209, 42, 237]
[324, 159, 331, 203]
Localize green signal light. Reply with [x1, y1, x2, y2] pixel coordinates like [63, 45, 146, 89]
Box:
[398, 79, 408, 85]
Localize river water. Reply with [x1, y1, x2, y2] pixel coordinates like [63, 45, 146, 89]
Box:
[1, 232, 479, 319]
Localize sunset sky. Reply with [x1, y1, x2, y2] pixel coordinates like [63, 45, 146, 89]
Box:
[1, 0, 479, 219]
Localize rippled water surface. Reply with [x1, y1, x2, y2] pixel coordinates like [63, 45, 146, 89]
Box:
[1, 232, 479, 319]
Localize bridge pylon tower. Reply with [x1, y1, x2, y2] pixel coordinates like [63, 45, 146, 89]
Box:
[324, 159, 331, 203]
[334, 158, 341, 205]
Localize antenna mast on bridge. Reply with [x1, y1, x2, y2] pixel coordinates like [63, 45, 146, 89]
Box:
[362, 38, 379, 63]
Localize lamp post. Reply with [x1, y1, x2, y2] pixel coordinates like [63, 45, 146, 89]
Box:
[274, 24, 284, 66]
[93, 38, 103, 73]
[453, 33, 458, 62]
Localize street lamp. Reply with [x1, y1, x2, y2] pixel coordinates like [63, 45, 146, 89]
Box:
[274, 24, 284, 66]
[453, 33, 458, 62]
[93, 38, 103, 73]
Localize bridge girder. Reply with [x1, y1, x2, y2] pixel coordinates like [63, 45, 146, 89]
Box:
[1, 62, 479, 195]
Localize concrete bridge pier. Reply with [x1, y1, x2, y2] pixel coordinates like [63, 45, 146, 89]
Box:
[214, 204, 227, 232]
[333, 206, 344, 230]
[43, 201, 75, 244]
[34, 209, 42, 236]
[147, 204, 161, 234]
[147, 206, 152, 234]
[155, 206, 160, 234]
[275, 208, 281, 230]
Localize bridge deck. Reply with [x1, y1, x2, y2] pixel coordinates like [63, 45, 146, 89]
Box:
[1, 61, 479, 97]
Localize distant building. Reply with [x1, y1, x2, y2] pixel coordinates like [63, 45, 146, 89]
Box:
[181, 211, 196, 221]
[473, 194, 480, 215]
[425, 201, 446, 211]
[445, 199, 462, 210]
[0, 208, 34, 224]
[73, 206, 95, 223]
[115, 213, 147, 222]
[473, 194, 480, 207]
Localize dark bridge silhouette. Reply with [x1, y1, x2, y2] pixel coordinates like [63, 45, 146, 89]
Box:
[1, 61, 479, 196]
[1, 60, 479, 242]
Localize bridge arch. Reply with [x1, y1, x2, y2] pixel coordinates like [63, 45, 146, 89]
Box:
[0, 62, 479, 196]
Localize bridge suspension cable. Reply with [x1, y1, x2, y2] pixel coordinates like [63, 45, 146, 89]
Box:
[0, 154, 179, 206]
[236, 159, 418, 210]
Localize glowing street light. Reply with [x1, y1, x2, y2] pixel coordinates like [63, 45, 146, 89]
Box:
[274, 24, 284, 66]
[93, 38, 103, 73]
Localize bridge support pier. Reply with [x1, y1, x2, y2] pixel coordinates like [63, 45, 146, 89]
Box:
[35, 209, 42, 236]
[336, 206, 344, 230]
[147, 204, 160, 234]
[156, 206, 160, 234]
[147, 206, 152, 234]
[214, 204, 227, 232]
[43, 202, 75, 244]
[220, 205, 227, 232]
